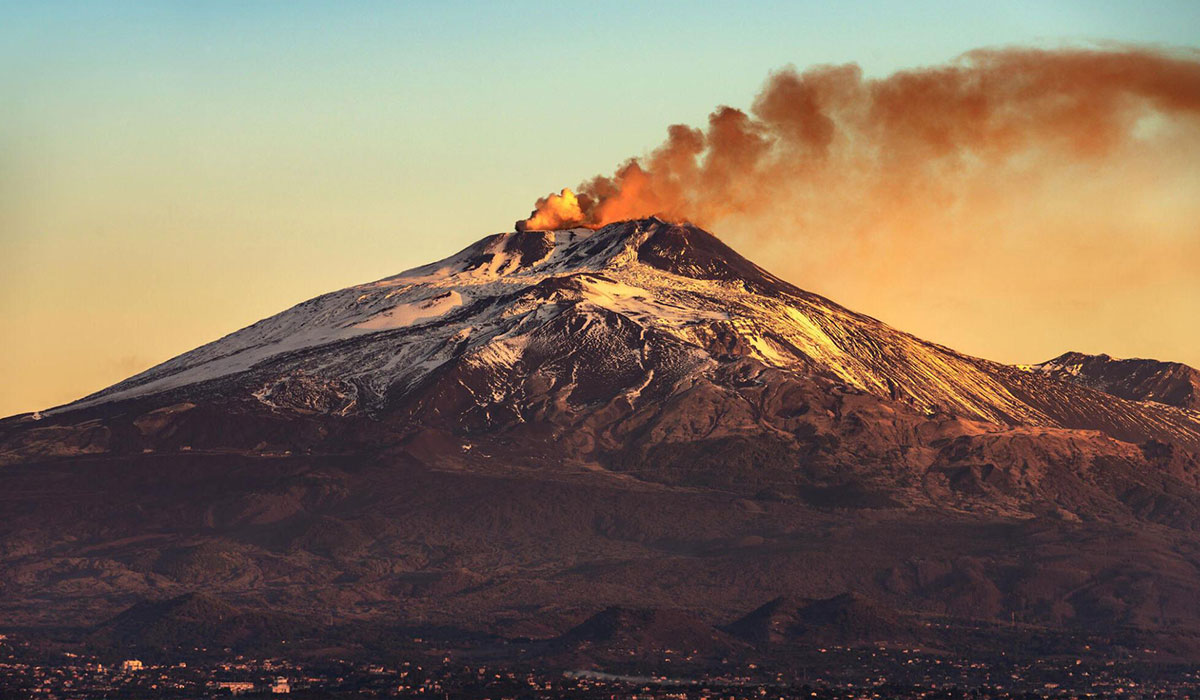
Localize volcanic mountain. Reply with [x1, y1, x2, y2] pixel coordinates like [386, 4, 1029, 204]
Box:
[1030, 351, 1200, 412]
[3, 218, 1200, 664]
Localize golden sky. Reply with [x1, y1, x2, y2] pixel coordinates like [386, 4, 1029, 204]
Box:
[2, 2, 1199, 417]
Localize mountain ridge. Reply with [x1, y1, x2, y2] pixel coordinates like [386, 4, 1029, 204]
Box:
[2, 218, 1200, 666]
[1031, 351, 1200, 412]
[27, 218, 1200, 455]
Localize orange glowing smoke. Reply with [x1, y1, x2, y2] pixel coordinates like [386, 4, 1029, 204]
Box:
[516, 47, 1200, 232]
[520, 188, 586, 231]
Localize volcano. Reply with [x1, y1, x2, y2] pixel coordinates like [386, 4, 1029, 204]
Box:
[3, 218, 1200, 664]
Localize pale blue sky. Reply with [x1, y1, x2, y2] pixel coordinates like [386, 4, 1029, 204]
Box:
[2, 1, 1198, 415]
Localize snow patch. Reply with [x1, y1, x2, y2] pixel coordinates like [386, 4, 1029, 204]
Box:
[354, 291, 463, 329]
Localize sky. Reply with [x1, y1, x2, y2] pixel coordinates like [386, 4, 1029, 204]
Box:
[2, 1, 1199, 417]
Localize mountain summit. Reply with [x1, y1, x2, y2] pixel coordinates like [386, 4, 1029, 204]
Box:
[48, 218, 1200, 450]
[2, 219, 1200, 664]
[65, 217, 808, 413]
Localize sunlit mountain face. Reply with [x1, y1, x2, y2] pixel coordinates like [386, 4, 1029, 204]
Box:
[2, 218, 1200, 683]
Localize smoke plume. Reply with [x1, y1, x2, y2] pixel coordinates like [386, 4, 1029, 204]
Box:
[519, 47, 1200, 233]
[516, 46, 1200, 367]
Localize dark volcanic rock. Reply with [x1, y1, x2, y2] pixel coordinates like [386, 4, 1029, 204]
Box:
[726, 594, 908, 646]
[550, 606, 741, 666]
[1034, 351, 1200, 411]
[93, 593, 312, 651]
[1, 218, 1199, 664]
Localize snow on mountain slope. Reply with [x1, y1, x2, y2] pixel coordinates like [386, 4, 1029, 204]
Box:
[57, 219, 1200, 451]
[11, 218, 1200, 667]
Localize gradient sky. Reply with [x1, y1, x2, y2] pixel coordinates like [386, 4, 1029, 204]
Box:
[3, 1, 1199, 417]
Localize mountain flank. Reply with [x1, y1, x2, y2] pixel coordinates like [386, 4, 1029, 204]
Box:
[2, 218, 1199, 667]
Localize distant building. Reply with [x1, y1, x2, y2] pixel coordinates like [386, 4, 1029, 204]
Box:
[215, 681, 255, 695]
[270, 677, 291, 694]
[121, 659, 143, 672]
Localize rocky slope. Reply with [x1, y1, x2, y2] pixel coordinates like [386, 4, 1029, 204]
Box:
[1031, 351, 1200, 411]
[46, 219, 1200, 448]
[2, 218, 1200, 665]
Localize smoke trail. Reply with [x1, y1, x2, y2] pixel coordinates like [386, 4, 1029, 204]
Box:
[517, 47, 1200, 232]
[516, 46, 1200, 368]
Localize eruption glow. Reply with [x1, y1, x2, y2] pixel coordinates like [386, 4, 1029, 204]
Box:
[520, 188, 585, 232]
